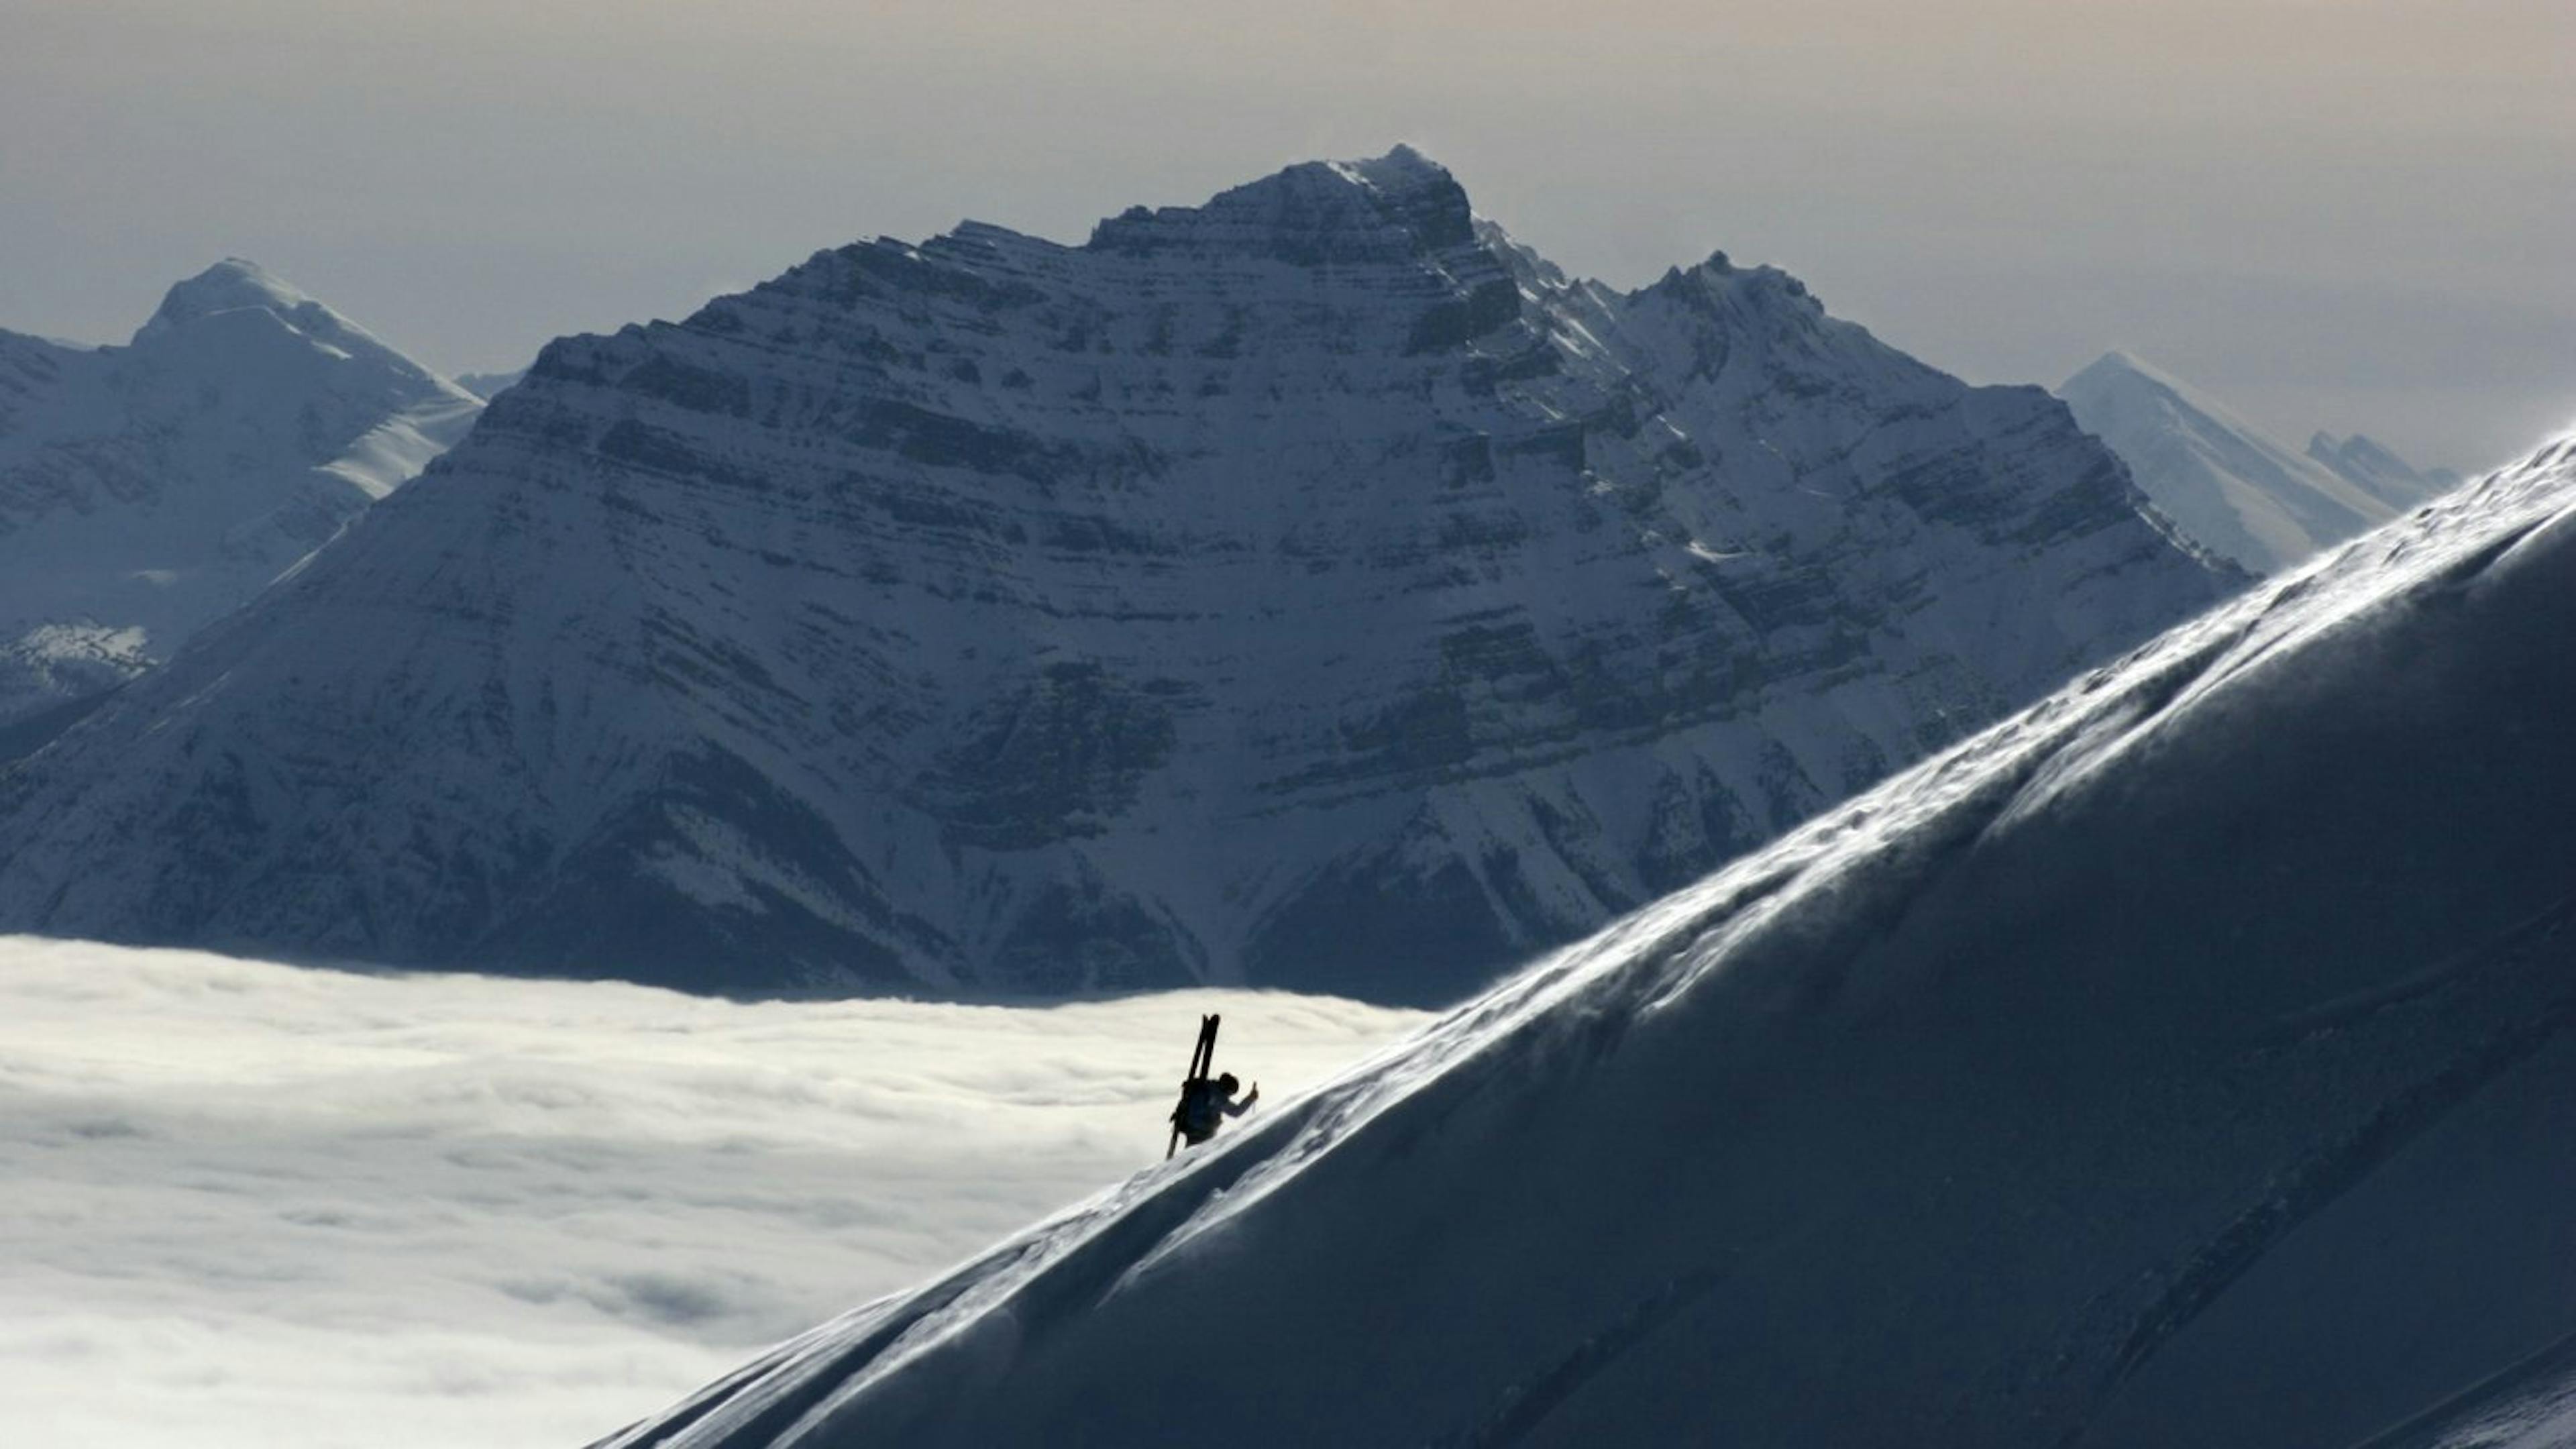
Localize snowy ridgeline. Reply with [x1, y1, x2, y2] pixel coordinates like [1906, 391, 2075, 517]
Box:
[594, 429, 2576, 1448]
[2062, 350, 2461, 573]
[0, 150, 2229, 1004]
[0, 260, 480, 729]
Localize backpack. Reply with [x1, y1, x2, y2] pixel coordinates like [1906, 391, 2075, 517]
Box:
[1173, 1076, 1220, 1137]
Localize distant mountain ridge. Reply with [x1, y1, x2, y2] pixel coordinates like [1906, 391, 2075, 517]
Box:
[2060, 350, 2455, 571]
[0, 150, 2231, 1002]
[0, 259, 480, 729]
[2307, 428, 2461, 510]
[456, 368, 527, 400]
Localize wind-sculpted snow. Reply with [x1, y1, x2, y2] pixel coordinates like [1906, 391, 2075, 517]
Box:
[0, 260, 480, 730]
[591, 432, 2576, 1447]
[0, 150, 2224, 1001]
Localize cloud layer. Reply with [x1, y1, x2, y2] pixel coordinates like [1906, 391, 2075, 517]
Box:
[0, 937, 1429, 1447]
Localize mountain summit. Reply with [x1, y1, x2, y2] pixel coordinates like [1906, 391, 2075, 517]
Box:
[588, 427, 2576, 1448]
[0, 260, 479, 732]
[2059, 350, 2453, 571]
[134, 258, 453, 396]
[0, 152, 2229, 1002]
[141, 258, 329, 333]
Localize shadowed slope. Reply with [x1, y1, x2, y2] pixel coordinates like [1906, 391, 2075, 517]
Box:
[594, 428, 2576, 1447]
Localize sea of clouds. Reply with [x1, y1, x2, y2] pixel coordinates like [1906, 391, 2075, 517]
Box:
[0, 936, 1431, 1448]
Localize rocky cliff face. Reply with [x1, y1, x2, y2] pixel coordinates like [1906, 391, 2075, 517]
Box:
[0, 151, 2233, 1002]
[0, 260, 480, 733]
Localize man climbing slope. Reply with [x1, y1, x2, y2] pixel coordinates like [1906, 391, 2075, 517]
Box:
[1175, 1071, 1258, 1148]
[1166, 1013, 1258, 1155]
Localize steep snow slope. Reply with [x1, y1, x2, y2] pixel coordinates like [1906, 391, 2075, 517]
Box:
[0, 260, 480, 726]
[0, 152, 2226, 1002]
[2061, 350, 2422, 572]
[590, 430, 2576, 1449]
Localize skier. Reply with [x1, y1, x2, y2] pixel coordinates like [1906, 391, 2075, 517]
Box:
[1164, 1012, 1260, 1157]
[1173, 1071, 1259, 1148]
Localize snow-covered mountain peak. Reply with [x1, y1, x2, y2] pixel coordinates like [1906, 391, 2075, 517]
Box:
[1341, 140, 1446, 186]
[2308, 429, 2460, 510]
[2061, 350, 2405, 571]
[2309, 429, 2420, 472]
[133, 258, 453, 400]
[1637, 250, 1828, 329]
[0, 156, 2227, 998]
[0, 262, 480, 729]
[454, 368, 528, 402]
[2065, 349, 2223, 415]
[1617, 248, 1923, 407]
[138, 256, 314, 333]
[1086, 146, 1479, 262]
[1659, 246, 1790, 285]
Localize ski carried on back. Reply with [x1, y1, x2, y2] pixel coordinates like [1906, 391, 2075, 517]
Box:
[1166, 1013, 1220, 1160]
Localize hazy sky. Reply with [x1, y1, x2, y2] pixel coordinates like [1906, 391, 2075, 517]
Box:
[0, 936, 1428, 1448]
[2, 0, 2569, 468]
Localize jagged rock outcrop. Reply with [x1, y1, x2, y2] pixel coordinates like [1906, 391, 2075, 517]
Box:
[0, 151, 2231, 1002]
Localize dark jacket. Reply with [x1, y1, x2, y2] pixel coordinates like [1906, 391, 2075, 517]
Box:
[1173, 1077, 1256, 1144]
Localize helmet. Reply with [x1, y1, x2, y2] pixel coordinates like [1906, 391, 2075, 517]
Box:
[1217, 1073, 1240, 1093]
